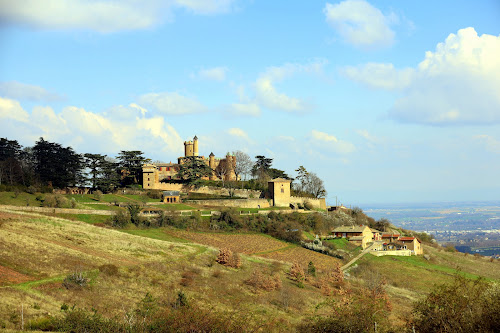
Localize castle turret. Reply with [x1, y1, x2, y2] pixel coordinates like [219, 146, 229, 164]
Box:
[209, 152, 216, 180]
[184, 140, 193, 157]
[193, 135, 199, 156]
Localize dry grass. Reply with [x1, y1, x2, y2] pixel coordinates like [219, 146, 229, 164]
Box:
[166, 230, 289, 254]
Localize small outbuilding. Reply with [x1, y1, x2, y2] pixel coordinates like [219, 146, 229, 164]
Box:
[162, 191, 180, 203]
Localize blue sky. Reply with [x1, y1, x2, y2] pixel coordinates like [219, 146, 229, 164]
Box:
[1, 0, 499, 205]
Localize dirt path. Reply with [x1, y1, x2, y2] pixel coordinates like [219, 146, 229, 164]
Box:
[341, 242, 379, 271]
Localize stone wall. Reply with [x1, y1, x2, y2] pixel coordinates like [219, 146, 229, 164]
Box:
[190, 187, 262, 199]
[289, 196, 327, 209]
[184, 198, 270, 209]
[0, 205, 116, 216]
[369, 250, 412, 257]
[148, 183, 184, 191]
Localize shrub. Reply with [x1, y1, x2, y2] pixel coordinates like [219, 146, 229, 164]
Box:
[146, 190, 162, 199]
[112, 211, 130, 228]
[98, 264, 119, 276]
[216, 248, 242, 268]
[307, 261, 316, 277]
[62, 271, 88, 289]
[93, 190, 103, 201]
[411, 275, 500, 333]
[245, 269, 282, 291]
[289, 263, 305, 284]
[304, 201, 313, 210]
[27, 316, 57, 331]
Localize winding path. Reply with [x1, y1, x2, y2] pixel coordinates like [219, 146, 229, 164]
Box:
[341, 242, 381, 271]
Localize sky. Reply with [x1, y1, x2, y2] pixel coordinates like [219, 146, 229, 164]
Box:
[0, 0, 499, 206]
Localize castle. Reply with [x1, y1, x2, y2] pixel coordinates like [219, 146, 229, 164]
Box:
[142, 136, 237, 190]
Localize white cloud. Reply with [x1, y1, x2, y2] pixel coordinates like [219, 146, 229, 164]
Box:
[356, 129, 382, 144]
[311, 129, 338, 143]
[197, 67, 228, 81]
[0, 0, 237, 33]
[388, 28, 500, 125]
[342, 28, 500, 125]
[0, 98, 184, 157]
[225, 103, 261, 117]
[0, 81, 63, 102]
[340, 63, 414, 90]
[138, 92, 207, 115]
[474, 135, 500, 154]
[255, 61, 326, 112]
[310, 130, 356, 154]
[0, 97, 30, 122]
[324, 0, 395, 49]
[227, 127, 250, 141]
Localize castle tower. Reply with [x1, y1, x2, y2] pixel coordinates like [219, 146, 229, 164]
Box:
[193, 135, 199, 156]
[225, 153, 235, 181]
[268, 178, 291, 207]
[184, 140, 193, 157]
[209, 152, 216, 180]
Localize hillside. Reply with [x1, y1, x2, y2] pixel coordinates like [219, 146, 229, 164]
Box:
[1, 206, 499, 332]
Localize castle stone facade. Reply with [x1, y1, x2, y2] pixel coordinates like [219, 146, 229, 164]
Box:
[143, 135, 236, 190]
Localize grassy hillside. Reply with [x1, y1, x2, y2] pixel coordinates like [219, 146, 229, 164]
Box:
[1, 207, 499, 332]
[0, 208, 339, 331]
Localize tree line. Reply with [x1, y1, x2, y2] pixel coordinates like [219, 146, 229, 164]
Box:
[0, 137, 327, 198]
[0, 137, 149, 192]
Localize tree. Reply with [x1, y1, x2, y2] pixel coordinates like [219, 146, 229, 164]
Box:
[32, 138, 85, 188]
[233, 150, 252, 181]
[97, 158, 121, 192]
[214, 161, 229, 185]
[0, 138, 24, 186]
[251, 155, 273, 179]
[176, 156, 213, 185]
[84, 153, 106, 189]
[295, 166, 309, 192]
[411, 275, 500, 333]
[305, 172, 327, 198]
[117, 151, 149, 186]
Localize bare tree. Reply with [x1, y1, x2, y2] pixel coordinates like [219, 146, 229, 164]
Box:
[305, 172, 327, 198]
[215, 162, 229, 185]
[233, 150, 252, 181]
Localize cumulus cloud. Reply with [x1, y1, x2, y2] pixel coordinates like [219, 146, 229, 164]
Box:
[197, 67, 228, 81]
[310, 130, 356, 153]
[0, 0, 237, 33]
[0, 81, 63, 102]
[342, 28, 500, 125]
[0, 97, 30, 122]
[389, 28, 500, 125]
[340, 63, 414, 90]
[324, 0, 396, 49]
[227, 127, 250, 141]
[0, 98, 184, 157]
[255, 60, 326, 112]
[356, 129, 382, 144]
[138, 92, 207, 115]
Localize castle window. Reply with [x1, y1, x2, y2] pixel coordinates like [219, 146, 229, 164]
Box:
[281, 188, 284, 193]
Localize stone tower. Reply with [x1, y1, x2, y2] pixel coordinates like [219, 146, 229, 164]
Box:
[268, 178, 291, 207]
[193, 135, 199, 156]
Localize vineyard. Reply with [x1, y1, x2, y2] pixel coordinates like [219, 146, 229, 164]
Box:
[259, 246, 341, 272]
[165, 229, 341, 272]
[166, 230, 289, 254]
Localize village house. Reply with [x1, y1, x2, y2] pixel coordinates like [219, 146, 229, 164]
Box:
[398, 237, 423, 255]
[331, 225, 377, 249]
